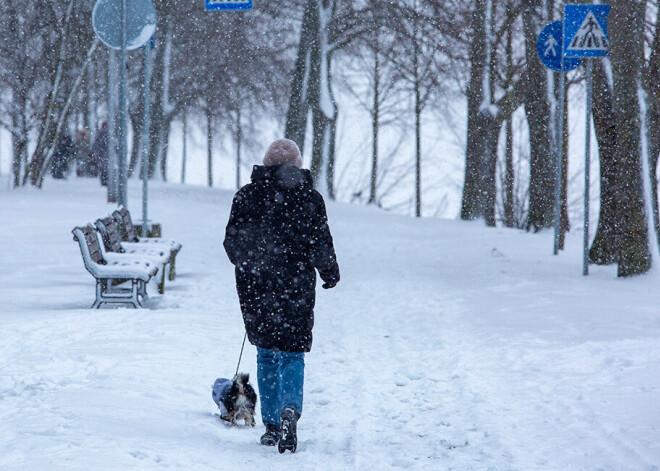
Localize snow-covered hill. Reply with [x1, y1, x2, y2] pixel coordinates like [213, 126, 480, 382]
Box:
[1, 177, 659, 470]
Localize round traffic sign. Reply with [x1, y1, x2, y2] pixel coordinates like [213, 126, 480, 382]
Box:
[92, 0, 157, 51]
[537, 21, 581, 72]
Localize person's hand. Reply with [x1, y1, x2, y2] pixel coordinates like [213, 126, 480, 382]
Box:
[322, 280, 337, 289]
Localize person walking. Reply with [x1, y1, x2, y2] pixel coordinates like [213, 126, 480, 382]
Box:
[50, 133, 73, 179]
[223, 138, 340, 453]
[73, 128, 91, 177]
[90, 121, 109, 186]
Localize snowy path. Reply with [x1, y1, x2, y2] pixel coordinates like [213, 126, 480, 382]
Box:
[1, 178, 659, 470]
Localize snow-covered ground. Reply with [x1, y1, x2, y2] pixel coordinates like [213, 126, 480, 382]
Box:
[1, 177, 659, 470]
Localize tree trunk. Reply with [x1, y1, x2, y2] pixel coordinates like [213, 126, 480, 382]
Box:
[646, 105, 660, 249]
[11, 90, 28, 188]
[207, 108, 213, 188]
[11, 133, 27, 189]
[309, 1, 338, 197]
[460, 0, 489, 221]
[286, 0, 338, 197]
[482, 114, 502, 227]
[644, 3, 660, 251]
[159, 117, 170, 182]
[310, 106, 337, 197]
[523, 2, 554, 232]
[149, 31, 166, 179]
[181, 111, 187, 184]
[236, 104, 242, 190]
[128, 107, 143, 177]
[504, 117, 515, 227]
[86, 61, 97, 145]
[414, 30, 422, 218]
[503, 16, 515, 228]
[285, 0, 318, 152]
[158, 26, 173, 182]
[610, 0, 651, 276]
[589, 59, 618, 265]
[368, 48, 379, 205]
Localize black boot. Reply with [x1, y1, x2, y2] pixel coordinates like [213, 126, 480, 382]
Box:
[278, 408, 299, 454]
[260, 424, 281, 446]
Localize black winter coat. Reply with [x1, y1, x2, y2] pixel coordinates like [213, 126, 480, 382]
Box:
[224, 165, 340, 353]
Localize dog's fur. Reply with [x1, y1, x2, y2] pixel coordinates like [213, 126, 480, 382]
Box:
[221, 373, 257, 427]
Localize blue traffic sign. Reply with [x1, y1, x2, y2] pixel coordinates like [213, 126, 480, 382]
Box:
[537, 21, 581, 72]
[205, 0, 252, 10]
[93, 0, 157, 50]
[564, 4, 610, 58]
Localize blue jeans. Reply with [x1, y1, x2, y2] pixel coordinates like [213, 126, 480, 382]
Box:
[256, 347, 304, 426]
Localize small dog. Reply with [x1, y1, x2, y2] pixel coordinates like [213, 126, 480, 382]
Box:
[212, 373, 257, 426]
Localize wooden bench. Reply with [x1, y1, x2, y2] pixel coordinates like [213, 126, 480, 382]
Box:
[94, 216, 170, 294]
[113, 206, 182, 281]
[72, 225, 158, 308]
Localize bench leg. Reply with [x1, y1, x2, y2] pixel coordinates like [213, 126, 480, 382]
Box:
[169, 253, 177, 281]
[92, 280, 104, 309]
[137, 280, 148, 299]
[131, 280, 141, 308]
[157, 266, 165, 294]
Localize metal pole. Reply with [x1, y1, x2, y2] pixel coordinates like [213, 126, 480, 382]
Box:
[117, 0, 128, 208]
[554, 68, 566, 255]
[583, 59, 593, 276]
[107, 49, 118, 203]
[141, 43, 153, 230]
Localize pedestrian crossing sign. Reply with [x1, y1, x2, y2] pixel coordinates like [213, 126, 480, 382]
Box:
[205, 0, 252, 11]
[563, 4, 610, 58]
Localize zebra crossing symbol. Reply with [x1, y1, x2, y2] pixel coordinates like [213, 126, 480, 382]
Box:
[568, 12, 607, 51]
[564, 5, 610, 58]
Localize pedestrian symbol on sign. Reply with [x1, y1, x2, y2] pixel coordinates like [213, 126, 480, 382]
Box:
[544, 34, 558, 57]
[568, 11, 608, 51]
[536, 21, 580, 72]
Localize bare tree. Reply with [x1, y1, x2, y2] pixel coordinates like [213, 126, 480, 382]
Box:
[460, 0, 525, 226]
[285, 0, 373, 198]
[338, 24, 404, 205]
[17, 0, 99, 187]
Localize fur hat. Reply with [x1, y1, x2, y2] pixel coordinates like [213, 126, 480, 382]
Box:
[263, 139, 303, 168]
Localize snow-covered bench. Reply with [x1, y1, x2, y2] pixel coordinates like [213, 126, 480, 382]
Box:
[94, 216, 170, 294]
[72, 225, 158, 309]
[112, 206, 182, 281]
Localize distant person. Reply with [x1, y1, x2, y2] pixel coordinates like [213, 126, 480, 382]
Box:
[223, 138, 340, 453]
[90, 121, 109, 186]
[73, 128, 91, 177]
[50, 133, 73, 179]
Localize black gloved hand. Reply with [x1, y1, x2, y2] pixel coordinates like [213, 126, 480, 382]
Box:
[322, 280, 337, 289]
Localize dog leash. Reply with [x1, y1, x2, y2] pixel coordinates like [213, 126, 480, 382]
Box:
[234, 332, 247, 380]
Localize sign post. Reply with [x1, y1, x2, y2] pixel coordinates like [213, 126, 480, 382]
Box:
[93, 0, 157, 209]
[564, 4, 610, 276]
[141, 39, 155, 232]
[537, 21, 581, 256]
